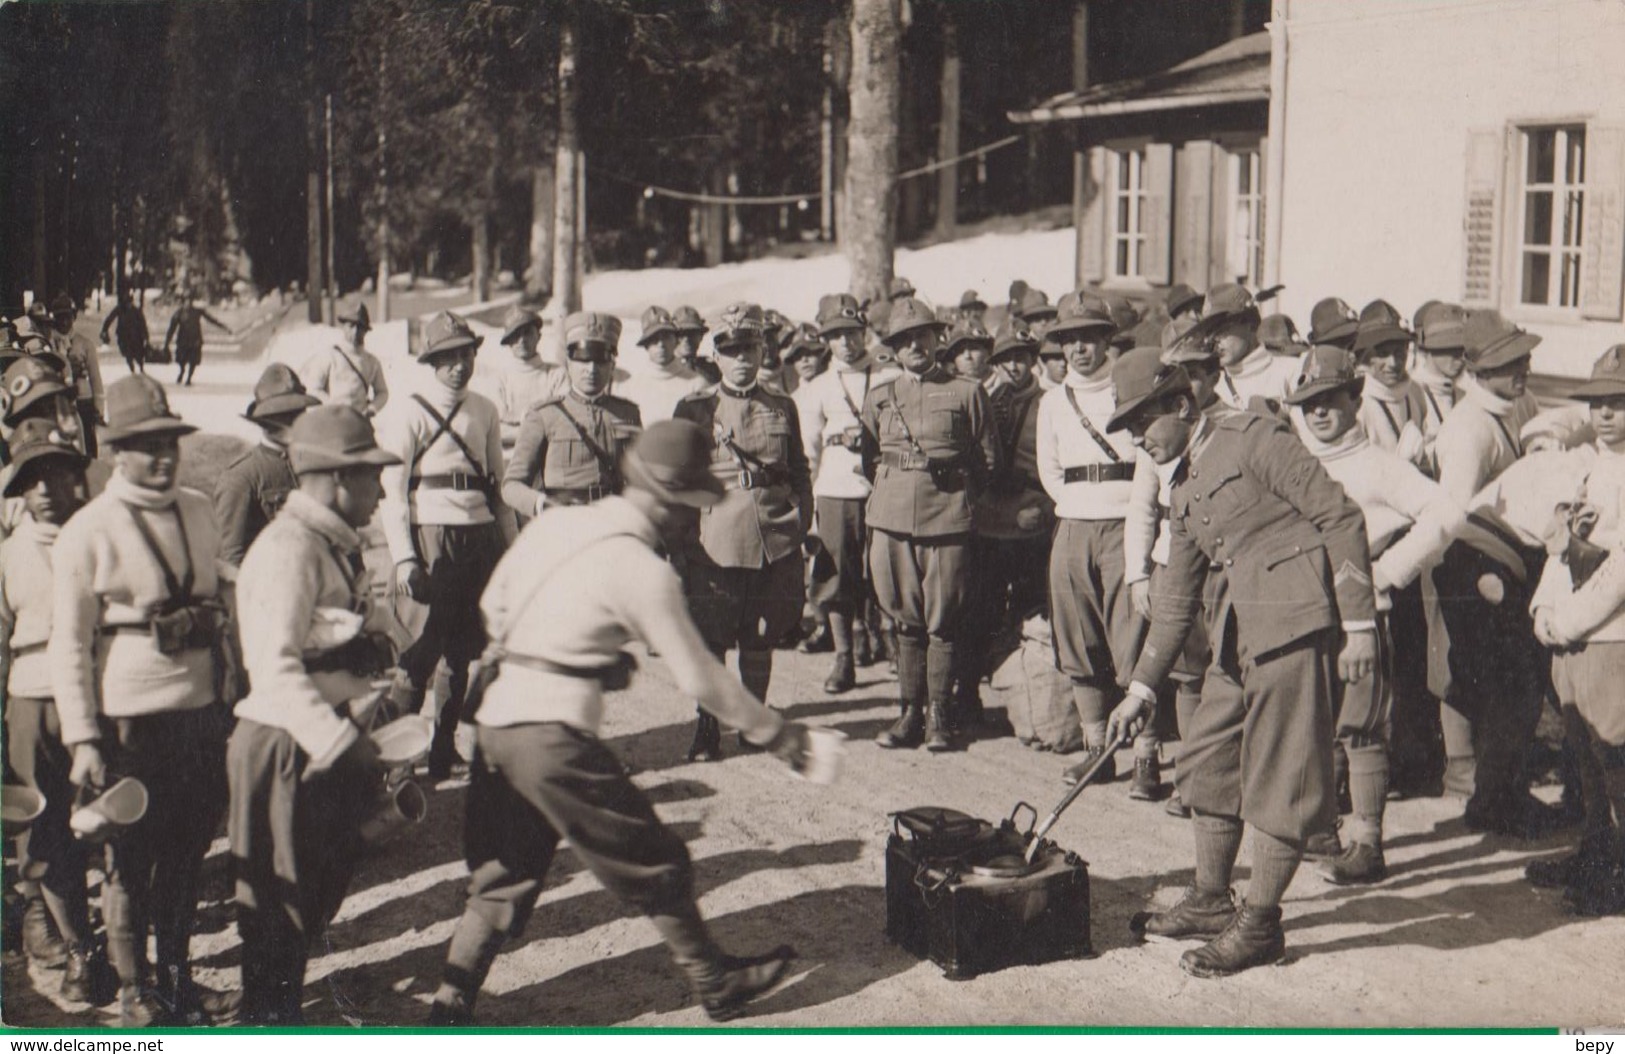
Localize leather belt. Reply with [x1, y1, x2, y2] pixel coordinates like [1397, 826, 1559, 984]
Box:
[880, 451, 932, 471]
[736, 465, 789, 490]
[824, 433, 857, 449]
[101, 624, 154, 636]
[544, 484, 611, 505]
[1063, 463, 1134, 484]
[414, 472, 493, 493]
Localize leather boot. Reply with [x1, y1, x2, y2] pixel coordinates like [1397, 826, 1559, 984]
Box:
[1165, 788, 1193, 819]
[1130, 886, 1236, 941]
[1317, 841, 1388, 885]
[1062, 745, 1116, 787]
[876, 706, 924, 750]
[796, 623, 833, 654]
[681, 946, 797, 1021]
[853, 621, 875, 667]
[120, 984, 171, 1028]
[60, 944, 96, 1004]
[687, 711, 723, 763]
[1525, 833, 1616, 890]
[1130, 754, 1163, 801]
[823, 652, 855, 695]
[22, 897, 69, 968]
[428, 911, 507, 1026]
[1565, 862, 1625, 917]
[160, 963, 242, 1026]
[924, 701, 955, 752]
[1303, 825, 1344, 859]
[883, 628, 899, 678]
[1179, 902, 1287, 978]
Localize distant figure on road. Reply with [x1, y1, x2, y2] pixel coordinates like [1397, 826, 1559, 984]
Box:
[101, 288, 151, 375]
[299, 304, 389, 417]
[163, 292, 230, 387]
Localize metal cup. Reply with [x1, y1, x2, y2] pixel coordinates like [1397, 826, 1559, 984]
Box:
[69, 777, 149, 843]
[2, 786, 46, 835]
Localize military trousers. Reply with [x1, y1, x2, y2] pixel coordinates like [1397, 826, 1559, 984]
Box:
[684, 553, 804, 654]
[868, 529, 969, 641]
[1049, 519, 1146, 688]
[6, 697, 89, 908]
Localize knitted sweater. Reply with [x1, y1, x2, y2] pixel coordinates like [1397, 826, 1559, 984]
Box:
[798, 357, 901, 500]
[1359, 375, 1430, 467]
[615, 361, 709, 426]
[300, 341, 389, 416]
[0, 518, 60, 699]
[1530, 444, 1625, 644]
[1218, 345, 1299, 410]
[1036, 371, 1138, 520]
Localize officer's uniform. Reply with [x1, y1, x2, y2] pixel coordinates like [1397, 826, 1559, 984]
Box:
[214, 365, 322, 569]
[501, 389, 642, 517]
[862, 298, 999, 750]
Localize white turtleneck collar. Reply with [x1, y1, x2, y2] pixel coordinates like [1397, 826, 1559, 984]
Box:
[1299, 423, 1370, 462]
[1063, 368, 1114, 393]
[1227, 345, 1274, 379]
[420, 377, 466, 414]
[1363, 374, 1409, 404]
[833, 355, 874, 374]
[643, 360, 692, 381]
[1462, 373, 1516, 417]
[108, 471, 179, 510]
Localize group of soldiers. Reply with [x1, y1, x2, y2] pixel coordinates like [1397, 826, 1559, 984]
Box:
[1, 267, 1622, 1026]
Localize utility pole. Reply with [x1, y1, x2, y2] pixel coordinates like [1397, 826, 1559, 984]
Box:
[933, 15, 961, 242]
[549, 1, 582, 362]
[325, 92, 337, 325]
[305, 0, 323, 322]
[376, 51, 390, 323]
[820, 47, 835, 242]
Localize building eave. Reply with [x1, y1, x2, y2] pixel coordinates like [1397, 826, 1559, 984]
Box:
[1008, 88, 1269, 125]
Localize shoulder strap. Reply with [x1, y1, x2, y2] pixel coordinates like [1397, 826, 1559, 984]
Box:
[1491, 413, 1522, 459]
[836, 368, 870, 422]
[555, 399, 621, 479]
[1374, 398, 1402, 441]
[494, 528, 639, 650]
[1062, 385, 1124, 463]
[125, 504, 195, 604]
[334, 347, 373, 394]
[411, 393, 484, 473]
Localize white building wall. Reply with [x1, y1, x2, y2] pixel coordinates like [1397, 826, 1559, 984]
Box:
[1271, 0, 1625, 376]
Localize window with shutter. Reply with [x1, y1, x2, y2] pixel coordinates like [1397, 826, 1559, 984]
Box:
[1579, 124, 1624, 322]
[1141, 142, 1174, 284]
[1515, 124, 1587, 310]
[1461, 128, 1506, 308]
[1108, 147, 1149, 279]
[1079, 146, 1106, 285]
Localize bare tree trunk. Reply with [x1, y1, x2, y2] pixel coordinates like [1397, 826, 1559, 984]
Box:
[845, 0, 900, 305]
[525, 163, 555, 303]
[32, 152, 47, 300]
[933, 17, 960, 242]
[829, 13, 852, 251]
[549, 2, 582, 363]
[472, 209, 490, 303]
[305, 0, 323, 322]
[702, 168, 726, 267]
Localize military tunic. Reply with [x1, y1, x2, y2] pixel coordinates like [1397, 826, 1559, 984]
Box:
[213, 441, 298, 567]
[501, 390, 641, 518]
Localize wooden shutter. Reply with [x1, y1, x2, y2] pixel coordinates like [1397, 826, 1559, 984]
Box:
[1176, 140, 1215, 287]
[1256, 134, 1269, 285]
[1461, 128, 1506, 308]
[1581, 124, 1625, 321]
[1140, 141, 1175, 284]
[1079, 145, 1107, 284]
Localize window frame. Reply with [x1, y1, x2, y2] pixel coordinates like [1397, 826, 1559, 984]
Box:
[1512, 123, 1587, 315]
[1103, 142, 1151, 284]
[1226, 144, 1266, 288]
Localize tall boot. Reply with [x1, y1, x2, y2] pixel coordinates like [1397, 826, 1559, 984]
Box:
[428, 911, 508, 1025]
[877, 634, 926, 749]
[925, 640, 957, 751]
[652, 905, 795, 1022]
[824, 611, 856, 694]
[1178, 902, 1287, 978]
[924, 700, 954, 753]
[736, 649, 774, 751]
[21, 895, 69, 968]
[687, 709, 723, 763]
[428, 666, 468, 780]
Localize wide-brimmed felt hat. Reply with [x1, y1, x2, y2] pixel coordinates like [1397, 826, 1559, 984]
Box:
[1353, 299, 1414, 355]
[243, 362, 320, 423]
[1571, 345, 1625, 400]
[1128, 319, 1165, 350]
[888, 277, 916, 301]
[621, 418, 725, 509]
[102, 375, 197, 443]
[1284, 345, 1363, 405]
[637, 306, 679, 347]
[671, 305, 708, 336]
[564, 311, 622, 352]
[816, 293, 866, 336]
[1100, 293, 1141, 348]
[958, 289, 987, 313]
[944, 317, 994, 355]
[1159, 317, 1215, 366]
[1308, 297, 1360, 347]
[991, 317, 1041, 362]
[783, 323, 829, 363]
[1416, 301, 1468, 352]
[337, 302, 371, 333]
[1257, 313, 1307, 354]
[1461, 309, 1541, 373]
[883, 297, 948, 347]
[287, 404, 402, 474]
[25, 300, 49, 323]
[1043, 294, 1114, 341]
[3, 418, 87, 496]
[1, 356, 71, 425]
[500, 304, 543, 345]
[1201, 283, 1261, 327]
[417, 311, 483, 361]
[761, 308, 790, 344]
[1016, 287, 1057, 323]
[1107, 347, 1192, 433]
[49, 292, 76, 316]
[712, 302, 766, 354]
[1165, 283, 1203, 318]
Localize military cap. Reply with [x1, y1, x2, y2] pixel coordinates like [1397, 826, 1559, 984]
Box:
[1353, 299, 1414, 354]
[622, 418, 726, 509]
[1160, 316, 1216, 366]
[25, 300, 49, 323]
[3, 418, 86, 496]
[500, 304, 542, 345]
[337, 302, 372, 333]
[1460, 309, 1540, 373]
[637, 305, 679, 347]
[564, 311, 622, 352]
[761, 308, 790, 345]
[102, 375, 197, 443]
[944, 317, 994, 355]
[1043, 293, 1115, 341]
[417, 311, 483, 361]
[243, 362, 320, 423]
[1416, 302, 1469, 352]
[816, 293, 866, 336]
[712, 302, 767, 353]
[1165, 283, 1203, 318]
[1307, 297, 1360, 347]
[1128, 318, 1165, 350]
[287, 404, 402, 474]
[782, 323, 829, 363]
[1201, 283, 1261, 326]
[671, 305, 709, 336]
[1, 356, 70, 425]
[1283, 345, 1363, 405]
[959, 289, 987, 313]
[935, 304, 960, 325]
[1571, 345, 1625, 401]
[882, 297, 949, 347]
[1016, 287, 1058, 323]
[49, 293, 76, 316]
[1107, 348, 1192, 433]
[1257, 313, 1307, 354]
[991, 317, 1041, 362]
[888, 277, 917, 301]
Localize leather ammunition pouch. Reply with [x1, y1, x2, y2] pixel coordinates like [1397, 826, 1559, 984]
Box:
[150, 601, 228, 656]
[304, 631, 397, 678]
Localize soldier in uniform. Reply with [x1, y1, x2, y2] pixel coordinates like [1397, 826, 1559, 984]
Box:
[213, 364, 321, 569]
[1307, 297, 1361, 351]
[162, 291, 230, 387]
[53, 376, 240, 1025]
[864, 297, 999, 753]
[1412, 301, 1469, 468]
[1198, 285, 1299, 411]
[100, 287, 150, 375]
[227, 406, 403, 1024]
[1165, 283, 1204, 324]
[501, 312, 641, 520]
[299, 303, 389, 418]
[425, 420, 820, 1025]
[672, 305, 721, 386]
[619, 306, 709, 425]
[1353, 301, 1429, 466]
[494, 304, 568, 449]
[376, 311, 515, 779]
[1103, 348, 1376, 978]
[672, 303, 812, 762]
[956, 290, 987, 325]
[47, 294, 105, 455]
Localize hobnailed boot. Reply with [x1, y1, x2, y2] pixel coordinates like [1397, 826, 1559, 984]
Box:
[796, 622, 833, 654]
[1317, 841, 1388, 885]
[1129, 886, 1237, 941]
[823, 653, 855, 695]
[22, 897, 69, 968]
[1303, 825, 1344, 859]
[876, 706, 924, 750]
[1179, 902, 1287, 978]
[687, 711, 723, 763]
[682, 946, 798, 1022]
[924, 700, 955, 753]
[1165, 787, 1193, 819]
[1129, 755, 1163, 801]
[1062, 745, 1116, 787]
